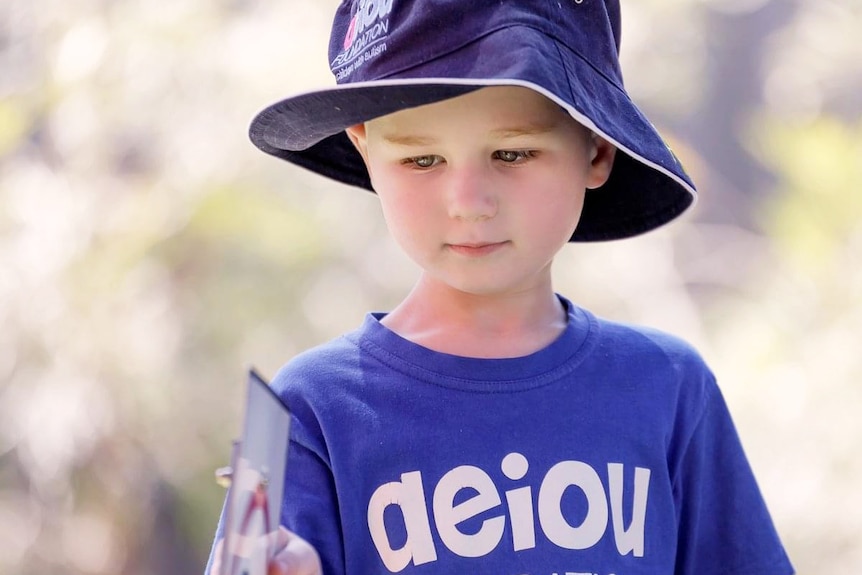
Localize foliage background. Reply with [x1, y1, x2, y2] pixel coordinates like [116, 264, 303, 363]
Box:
[1, 0, 860, 573]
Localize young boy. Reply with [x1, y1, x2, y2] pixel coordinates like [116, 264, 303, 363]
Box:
[209, 1, 794, 573]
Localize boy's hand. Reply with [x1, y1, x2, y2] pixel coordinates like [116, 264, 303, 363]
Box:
[267, 527, 322, 575]
[210, 527, 322, 575]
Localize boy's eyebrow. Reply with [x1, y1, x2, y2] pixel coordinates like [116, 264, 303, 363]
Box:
[380, 122, 559, 147]
[490, 122, 558, 139]
[380, 134, 438, 147]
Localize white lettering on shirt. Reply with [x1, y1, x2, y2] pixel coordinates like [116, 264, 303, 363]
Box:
[366, 452, 652, 571]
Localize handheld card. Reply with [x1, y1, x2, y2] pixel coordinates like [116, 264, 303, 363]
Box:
[221, 369, 291, 575]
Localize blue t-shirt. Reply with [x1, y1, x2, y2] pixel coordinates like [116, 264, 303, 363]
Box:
[209, 296, 793, 575]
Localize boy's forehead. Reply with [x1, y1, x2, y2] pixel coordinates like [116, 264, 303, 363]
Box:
[367, 86, 570, 132]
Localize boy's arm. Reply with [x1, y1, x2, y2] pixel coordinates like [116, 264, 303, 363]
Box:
[279, 437, 345, 575]
[204, 437, 343, 575]
[673, 382, 793, 575]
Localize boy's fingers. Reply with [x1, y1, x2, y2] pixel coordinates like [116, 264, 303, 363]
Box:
[269, 527, 322, 575]
[269, 526, 290, 550]
[212, 532, 280, 575]
[213, 528, 319, 575]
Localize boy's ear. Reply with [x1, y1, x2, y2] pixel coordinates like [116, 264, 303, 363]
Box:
[345, 124, 370, 168]
[586, 133, 617, 190]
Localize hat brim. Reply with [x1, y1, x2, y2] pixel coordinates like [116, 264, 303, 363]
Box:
[249, 25, 696, 242]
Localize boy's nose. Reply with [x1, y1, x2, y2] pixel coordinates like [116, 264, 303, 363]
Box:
[445, 166, 498, 221]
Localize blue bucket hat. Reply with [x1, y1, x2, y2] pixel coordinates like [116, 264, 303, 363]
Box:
[249, 0, 697, 241]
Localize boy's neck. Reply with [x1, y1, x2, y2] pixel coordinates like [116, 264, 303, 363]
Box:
[380, 275, 567, 359]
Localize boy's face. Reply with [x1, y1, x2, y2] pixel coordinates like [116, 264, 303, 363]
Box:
[346, 86, 615, 298]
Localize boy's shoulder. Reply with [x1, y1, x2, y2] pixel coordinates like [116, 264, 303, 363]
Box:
[594, 313, 709, 369]
[588, 312, 717, 405]
[269, 327, 363, 397]
[274, 331, 362, 379]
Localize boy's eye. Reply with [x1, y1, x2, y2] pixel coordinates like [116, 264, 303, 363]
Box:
[404, 155, 443, 168]
[494, 150, 535, 163]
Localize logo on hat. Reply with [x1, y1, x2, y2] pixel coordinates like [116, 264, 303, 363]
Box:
[333, 0, 394, 77]
[343, 15, 359, 49]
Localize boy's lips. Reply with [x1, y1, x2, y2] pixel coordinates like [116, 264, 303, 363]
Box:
[446, 240, 510, 256]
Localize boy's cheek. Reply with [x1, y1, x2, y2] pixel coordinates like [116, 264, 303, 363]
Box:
[371, 163, 429, 195]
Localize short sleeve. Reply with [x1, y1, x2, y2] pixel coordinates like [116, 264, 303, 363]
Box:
[202, 427, 344, 575]
[280, 432, 345, 575]
[672, 381, 794, 575]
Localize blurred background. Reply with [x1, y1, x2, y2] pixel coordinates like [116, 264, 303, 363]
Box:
[1, 0, 860, 572]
